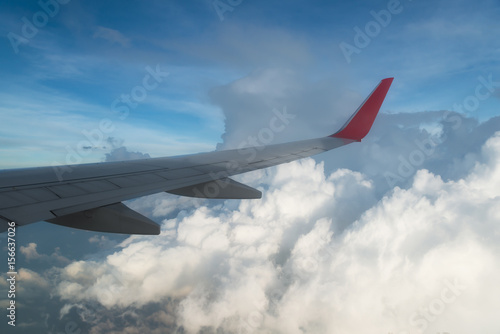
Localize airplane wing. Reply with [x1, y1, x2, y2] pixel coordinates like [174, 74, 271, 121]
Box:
[0, 78, 393, 235]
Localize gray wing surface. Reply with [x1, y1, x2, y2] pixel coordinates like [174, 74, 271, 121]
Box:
[0, 78, 393, 234]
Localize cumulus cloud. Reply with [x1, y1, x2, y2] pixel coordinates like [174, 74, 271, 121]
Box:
[20, 242, 70, 264]
[104, 146, 151, 162]
[211, 68, 355, 151]
[88, 235, 120, 249]
[20, 242, 43, 261]
[49, 131, 500, 333]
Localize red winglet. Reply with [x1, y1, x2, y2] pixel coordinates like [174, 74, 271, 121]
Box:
[331, 77, 393, 141]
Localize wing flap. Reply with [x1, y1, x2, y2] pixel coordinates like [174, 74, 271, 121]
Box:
[167, 178, 262, 199]
[47, 202, 160, 235]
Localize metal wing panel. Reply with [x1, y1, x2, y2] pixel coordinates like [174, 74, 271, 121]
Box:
[0, 136, 348, 226]
[0, 173, 215, 224]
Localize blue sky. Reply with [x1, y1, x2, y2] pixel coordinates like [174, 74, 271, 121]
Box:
[1, 0, 499, 168]
[1, 1, 500, 333]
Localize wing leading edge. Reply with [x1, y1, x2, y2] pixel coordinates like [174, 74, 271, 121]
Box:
[0, 78, 393, 234]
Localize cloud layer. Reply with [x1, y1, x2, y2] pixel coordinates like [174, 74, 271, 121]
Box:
[50, 131, 500, 333]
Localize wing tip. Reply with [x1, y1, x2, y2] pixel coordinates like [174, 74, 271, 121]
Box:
[330, 77, 394, 141]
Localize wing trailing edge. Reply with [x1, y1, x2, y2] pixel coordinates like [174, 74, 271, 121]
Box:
[47, 202, 160, 235]
[167, 178, 262, 199]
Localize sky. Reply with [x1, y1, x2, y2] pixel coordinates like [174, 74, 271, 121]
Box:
[1, 0, 500, 333]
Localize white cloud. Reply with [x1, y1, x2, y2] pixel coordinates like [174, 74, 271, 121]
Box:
[88, 235, 119, 249]
[50, 131, 500, 333]
[211, 68, 355, 151]
[20, 242, 70, 264]
[20, 242, 43, 261]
